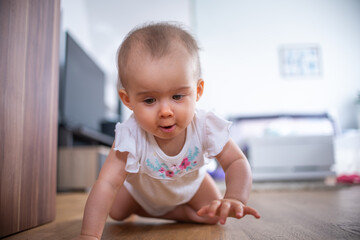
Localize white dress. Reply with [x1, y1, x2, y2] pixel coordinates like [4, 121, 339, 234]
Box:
[113, 109, 231, 216]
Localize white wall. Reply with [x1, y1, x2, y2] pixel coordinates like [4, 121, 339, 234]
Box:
[61, 0, 360, 130]
[195, 0, 360, 130]
[61, 0, 93, 55]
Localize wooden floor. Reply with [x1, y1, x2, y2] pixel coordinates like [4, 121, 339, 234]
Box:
[4, 185, 360, 240]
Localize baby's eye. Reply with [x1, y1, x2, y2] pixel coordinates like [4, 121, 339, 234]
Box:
[172, 95, 184, 101]
[144, 98, 156, 105]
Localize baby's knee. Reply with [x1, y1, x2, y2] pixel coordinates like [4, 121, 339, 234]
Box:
[109, 208, 130, 221]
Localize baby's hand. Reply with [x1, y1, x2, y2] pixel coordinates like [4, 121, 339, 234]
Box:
[197, 198, 260, 224]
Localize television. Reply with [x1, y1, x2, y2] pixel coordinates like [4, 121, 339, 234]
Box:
[59, 32, 112, 146]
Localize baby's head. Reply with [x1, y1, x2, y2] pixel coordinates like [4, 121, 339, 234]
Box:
[116, 22, 204, 142]
[117, 22, 201, 91]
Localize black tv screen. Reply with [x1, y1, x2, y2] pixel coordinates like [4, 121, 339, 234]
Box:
[59, 32, 105, 132]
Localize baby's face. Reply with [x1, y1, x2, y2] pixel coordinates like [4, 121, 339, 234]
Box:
[119, 48, 203, 144]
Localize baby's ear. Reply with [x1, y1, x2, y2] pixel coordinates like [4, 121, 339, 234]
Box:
[196, 79, 204, 101]
[118, 89, 132, 110]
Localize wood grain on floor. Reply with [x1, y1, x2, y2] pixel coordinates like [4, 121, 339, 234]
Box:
[3, 185, 360, 240]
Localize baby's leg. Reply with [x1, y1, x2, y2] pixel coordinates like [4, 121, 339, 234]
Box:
[109, 185, 141, 221]
[109, 186, 209, 223]
[187, 173, 223, 211]
[151, 173, 222, 224]
[110, 173, 221, 224]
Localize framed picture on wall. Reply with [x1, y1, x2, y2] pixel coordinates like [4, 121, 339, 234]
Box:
[279, 44, 321, 78]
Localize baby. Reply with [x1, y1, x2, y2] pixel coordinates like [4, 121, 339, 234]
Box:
[77, 22, 260, 240]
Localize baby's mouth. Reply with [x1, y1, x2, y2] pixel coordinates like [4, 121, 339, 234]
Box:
[160, 124, 176, 132]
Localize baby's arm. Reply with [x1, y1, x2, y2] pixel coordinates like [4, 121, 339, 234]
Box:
[77, 147, 129, 240]
[197, 139, 260, 224]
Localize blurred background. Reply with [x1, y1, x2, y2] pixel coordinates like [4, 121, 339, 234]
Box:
[60, 0, 360, 129]
[57, 0, 360, 189]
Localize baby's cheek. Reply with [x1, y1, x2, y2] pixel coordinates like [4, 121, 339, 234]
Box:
[135, 112, 155, 130]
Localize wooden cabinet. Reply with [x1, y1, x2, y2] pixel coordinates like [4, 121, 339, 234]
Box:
[0, 0, 60, 237]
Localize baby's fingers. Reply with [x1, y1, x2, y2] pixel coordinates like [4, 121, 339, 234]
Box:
[234, 203, 244, 219]
[197, 205, 209, 217]
[219, 201, 231, 224]
[207, 200, 222, 217]
[243, 206, 261, 219]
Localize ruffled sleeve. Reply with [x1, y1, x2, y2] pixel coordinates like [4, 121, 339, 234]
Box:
[113, 117, 140, 173]
[203, 111, 232, 158]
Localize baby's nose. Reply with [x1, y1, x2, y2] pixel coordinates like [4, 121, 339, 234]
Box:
[159, 101, 173, 118]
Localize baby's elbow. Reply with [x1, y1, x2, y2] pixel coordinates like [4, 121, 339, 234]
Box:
[95, 176, 124, 194]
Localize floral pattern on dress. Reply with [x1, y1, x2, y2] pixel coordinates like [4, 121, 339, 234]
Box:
[145, 146, 199, 179]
